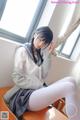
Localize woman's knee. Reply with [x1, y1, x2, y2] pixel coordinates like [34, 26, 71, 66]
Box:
[65, 76, 76, 86]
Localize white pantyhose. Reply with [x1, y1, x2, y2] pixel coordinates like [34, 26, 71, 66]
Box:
[28, 77, 80, 120]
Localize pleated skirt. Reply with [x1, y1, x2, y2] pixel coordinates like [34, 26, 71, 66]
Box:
[8, 88, 35, 118]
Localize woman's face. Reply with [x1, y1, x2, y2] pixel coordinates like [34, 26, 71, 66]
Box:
[33, 34, 49, 49]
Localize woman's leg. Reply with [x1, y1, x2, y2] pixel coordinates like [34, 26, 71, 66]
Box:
[54, 76, 76, 85]
[28, 77, 80, 120]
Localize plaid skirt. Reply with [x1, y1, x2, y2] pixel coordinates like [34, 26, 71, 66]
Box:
[8, 88, 35, 118]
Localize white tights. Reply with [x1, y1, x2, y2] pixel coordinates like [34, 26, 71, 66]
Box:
[28, 77, 80, 120]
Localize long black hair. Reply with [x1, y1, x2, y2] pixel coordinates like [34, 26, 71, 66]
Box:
[31, 26, 53, 66]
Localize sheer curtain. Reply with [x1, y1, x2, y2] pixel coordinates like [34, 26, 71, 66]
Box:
[58, 1, 78, 38]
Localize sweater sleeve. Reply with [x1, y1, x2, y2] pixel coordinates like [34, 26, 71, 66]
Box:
[41, 48, 52, 80]
[12, 47, 43, 89]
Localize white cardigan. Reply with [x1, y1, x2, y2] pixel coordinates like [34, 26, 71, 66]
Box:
[4, 43, 52, 102]
[12, 44, 52, 89]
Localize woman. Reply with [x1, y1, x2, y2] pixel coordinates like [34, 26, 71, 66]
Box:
[4, 26, 80, 120]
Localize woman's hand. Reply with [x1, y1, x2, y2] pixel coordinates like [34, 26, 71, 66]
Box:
[48, 41, 56, 54]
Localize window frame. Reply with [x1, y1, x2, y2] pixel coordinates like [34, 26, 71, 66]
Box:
[0, 0, 47, 43]
[58, 31, 80, 59]
[0, 0, 7, 20]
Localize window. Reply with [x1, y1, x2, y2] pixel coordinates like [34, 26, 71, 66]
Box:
[58, 25, 80, 60]
[57, 0, 80, 61]
[71, 33, 80, 60]
[0, 0, 47, 43]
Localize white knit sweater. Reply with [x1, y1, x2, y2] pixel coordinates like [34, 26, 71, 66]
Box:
[4, 44, 52, 102]
[12, 45, 52, 89]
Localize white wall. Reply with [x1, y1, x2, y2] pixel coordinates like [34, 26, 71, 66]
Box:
[46, 56, 74, 84]
[0, 38, 21, 87]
